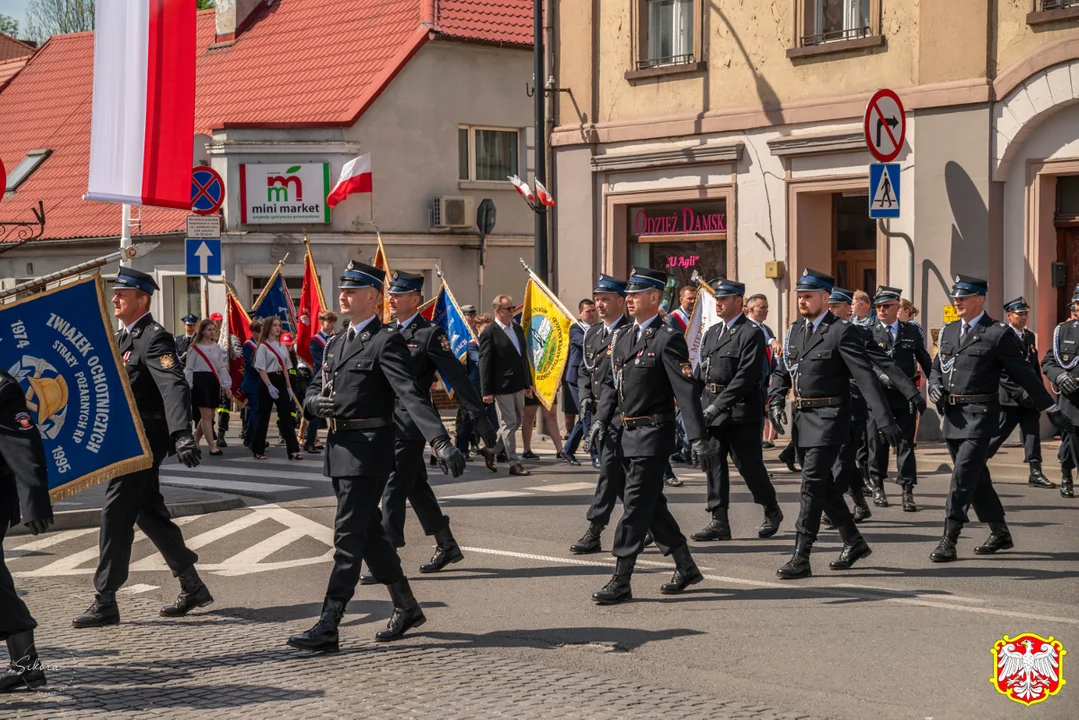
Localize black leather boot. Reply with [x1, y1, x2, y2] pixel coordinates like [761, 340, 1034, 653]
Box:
[777, 534, 813, 578]
[660, 545, 703, 594]
[758, 506, 784, 538]
[690, 508, 731, 541]
[643, 531, 654, 547]
[1028, 462, 1056, 489]
[860, 465, 873, 496]
[160, 566, 214, 617]
[901, 484, 918, 512]
[72, 591, 119, 628]
[930, 521, 962, 562]
[973, 521, 1014, 555]
[830, 522, 872, 569]
[592, 557, 635, 604]
[375, 579, 426, 642]
[419, 524, 464, 574]
[287, 598, 345, 652]
[1062, 468, 1075, 498]
[871, 477, 888, 507]
[0, 630, 46, 692]
[570, 522, 604, 554]
[849, 483, 871, 522]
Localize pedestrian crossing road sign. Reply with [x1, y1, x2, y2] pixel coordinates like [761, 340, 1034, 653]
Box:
[869, 163, 901, 219]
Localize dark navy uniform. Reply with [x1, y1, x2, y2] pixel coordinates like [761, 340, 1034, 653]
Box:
[0, 369, 53, 691]
[928, 275, 1070, 563]
[377, 270, 494, 573]
[1040, 286, 1079, 499]
[769, 269, 896, 578]
[865, 286, 932, 509]
[590, 267, 718, 604]
[692, 279, 781, 541]
[74, 268, 209, 628]
[174, 313, 197, 365]
[290, 261, 464, 650]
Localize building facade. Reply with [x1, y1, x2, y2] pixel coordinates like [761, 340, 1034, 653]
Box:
[550, 0, 1079, 365]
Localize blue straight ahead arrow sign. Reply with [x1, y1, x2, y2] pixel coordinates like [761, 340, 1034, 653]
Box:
[869, 163, 900, 219]
[186, 238, 221, 276]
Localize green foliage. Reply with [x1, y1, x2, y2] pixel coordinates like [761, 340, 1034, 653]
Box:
[0, 14, 18, 37]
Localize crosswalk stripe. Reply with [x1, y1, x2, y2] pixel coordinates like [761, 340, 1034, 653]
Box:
[158, 477, 306, 494]
[6, 527, 99, 558]
[162, 465, 328, 482]
[226, 456, 322, 467]
[119, 584, 159, 595]
[527, 482, 597, 493]
[441, 490, 533, 500]
[127, 512, 271, 571]
[220, 527, 308, 566]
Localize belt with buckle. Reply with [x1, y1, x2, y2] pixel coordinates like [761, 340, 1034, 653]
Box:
[620, 412, 676, 429]
[706, 383, 726, 393]
[331, 416, 392, 431]
[793, 396, 845, 409]
[948, 393, 996, 405]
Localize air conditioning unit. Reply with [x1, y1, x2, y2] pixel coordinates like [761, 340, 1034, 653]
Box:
[432, 196, 474, 229]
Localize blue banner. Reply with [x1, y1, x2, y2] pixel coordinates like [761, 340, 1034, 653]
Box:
[430, 283, 476, 394]
[251, 272, 296, 334]
[0, 276, 151, 499]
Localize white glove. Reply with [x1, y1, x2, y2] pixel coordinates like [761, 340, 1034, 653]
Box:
[267, 385, 280, 400]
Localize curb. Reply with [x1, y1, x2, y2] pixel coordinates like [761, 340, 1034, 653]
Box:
[158, 479, 283, 501]
[8, 493, 246, 536]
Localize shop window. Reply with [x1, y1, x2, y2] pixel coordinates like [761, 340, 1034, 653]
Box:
[788, 0, 883, 59]
[171, 276, 202, 334]
[1056, 175, 1079, 222]
[627, 199, 727, 294]
[627, 0, 704, 80]
[458, 126, 518, 183]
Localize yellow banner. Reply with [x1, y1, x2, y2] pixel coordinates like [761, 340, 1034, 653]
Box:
[521, 277, 574, 411]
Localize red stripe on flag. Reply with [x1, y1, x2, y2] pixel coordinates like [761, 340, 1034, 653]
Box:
[326, 173, 372, 208]
[142, 0, 195, 210]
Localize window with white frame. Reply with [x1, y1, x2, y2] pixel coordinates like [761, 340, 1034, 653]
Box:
[458, 126, 519, 182]
[642, 0, 694, 69]
[803, 0, 871, 45]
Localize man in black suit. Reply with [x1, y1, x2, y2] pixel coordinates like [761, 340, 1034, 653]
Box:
[479, 294, 534, 476]
[769, 269, 900, 579]
[990, 297, 1053, 488]
[74, 268, 207, 628]
[929, 275, 1072, 562]
[1042, 287, 1079, 499]
[559, 300, 594, 466]
[0, 369, 54, 692]
[588, 267, 720, 604]
[291, 261, 466, 650]
[175, 314, 198, 365]
[692, 278, 783, 542]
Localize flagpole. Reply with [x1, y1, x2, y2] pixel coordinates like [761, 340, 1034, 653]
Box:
[0, 242, 159, 302]
[251, 253, 289, 311]
[119, 204, 133, 268]
[302, 232, 326, 308]
[435, 266, 478, 343]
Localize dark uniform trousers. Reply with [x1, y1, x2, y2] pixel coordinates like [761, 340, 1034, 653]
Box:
[329, 473, 405, 603]
[705, 423, 777, 511]
[796, 445, 850, 539]
[95, 429, 198, 593]
[380, 438, 449, 548]
[831, 392, 867, 494]
[988, 405, 1042, 463]
[867, 398, 916, 485]
[1059, 436, 1075, 471]
[612, 454, 682, 558]
[585, 427, 627, 525]
[945, 437, 1005, 524]
[1, 520, 35, 638]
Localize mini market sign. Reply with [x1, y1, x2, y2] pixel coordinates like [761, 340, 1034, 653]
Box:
[239, 163, 331, 224]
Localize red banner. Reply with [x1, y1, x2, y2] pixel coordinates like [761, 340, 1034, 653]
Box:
[295, 243, 325, 366]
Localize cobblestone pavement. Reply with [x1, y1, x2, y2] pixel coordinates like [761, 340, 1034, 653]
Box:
[5, 579, 814, 720]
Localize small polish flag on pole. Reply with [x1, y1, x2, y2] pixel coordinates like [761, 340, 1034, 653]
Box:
[508, 175, 535, 206]
[327, 153, 373, 208]
[534, 179, 555, 207]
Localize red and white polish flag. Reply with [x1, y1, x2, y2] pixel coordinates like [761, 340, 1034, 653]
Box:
[508, 175, 535, 205]
[327, 153, 373, 208]
[86, 0, 195, 210]
[534, 179, 555, 207]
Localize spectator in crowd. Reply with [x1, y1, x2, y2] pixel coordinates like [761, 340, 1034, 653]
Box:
[745, 294, 780, 448]
[479, 295, 534, 476]
[303, 310, 336, 453]
[175, 314, 198, 364]
[665, 286, 696, 332]
[851, 290, 874, 325]
[240, 318, 262, 448]
[455, 307, 498, 459]
[523, 395, 565, 460]
[252, 317, 301, 461]
[186, 319, 231, 456]
[559, 300, 596, 465]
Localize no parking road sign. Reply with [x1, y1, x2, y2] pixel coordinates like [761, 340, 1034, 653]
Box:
[864, 89, 906, 163]
[191, 166, 225, 215]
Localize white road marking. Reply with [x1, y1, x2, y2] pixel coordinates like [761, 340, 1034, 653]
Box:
[527, 482, 598, 493]
[159, 477, 306, 494]
[226, 456, 322, 467]
[459, 546, 1079, 626]
[441, 490, 534, 500]
[162, 465, 328, 482]
[5, 527, 100, 558]
[118, 584, 159, 595]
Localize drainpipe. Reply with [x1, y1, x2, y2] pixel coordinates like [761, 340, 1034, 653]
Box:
[878, 219, 914, 301]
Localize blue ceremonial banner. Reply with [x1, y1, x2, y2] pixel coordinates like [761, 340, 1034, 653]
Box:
[0, 276, 151, 500]
[430, 282, 476, 394]
[251, 269, 296, 334]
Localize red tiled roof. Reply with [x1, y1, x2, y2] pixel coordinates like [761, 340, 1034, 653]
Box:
[0, 1, 532, 241]
[437, 1, 534, 47]
[0, 33, 36, 62]
[0, 56, 31, 90]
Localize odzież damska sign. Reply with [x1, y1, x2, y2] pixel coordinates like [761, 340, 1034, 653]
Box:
[628, 201, 727, 237]
[239, 163, 331, 224]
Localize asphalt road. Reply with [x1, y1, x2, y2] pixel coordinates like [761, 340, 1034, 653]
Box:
[5, 438, 1077, 719]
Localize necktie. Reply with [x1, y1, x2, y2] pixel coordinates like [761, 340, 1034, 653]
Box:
[960, 322, 971, 342]
[117, 329, 129, 346]
[635, 325, 643, 344]
[804, 319, 813, 346]
[348, 327, 356, 344]
[887, 325, 895, 342]
[602, 326, 610, 340]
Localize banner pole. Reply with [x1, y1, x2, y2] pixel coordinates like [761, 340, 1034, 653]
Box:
[0, 242, 159, 302]
[251, 255, 288, 311]
[519, 257, 576, 323]
[119, 204, 133, 268]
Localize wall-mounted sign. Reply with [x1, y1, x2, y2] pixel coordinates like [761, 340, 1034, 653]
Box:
[239, 163, 331, 224]
[628, 200, 727, 238]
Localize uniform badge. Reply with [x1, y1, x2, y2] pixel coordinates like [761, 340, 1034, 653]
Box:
[955, 274, 961, 283]
[680, 362, 692, 378]
[123, 351, 131, 362]
[440, 335, 451, 352]
[990, 632, 1066, 706]
[361, 332, 371, 341]
[159, 354, 176, 369]
[14, 412, 33, 430]
[1065, 355, 1071, 362]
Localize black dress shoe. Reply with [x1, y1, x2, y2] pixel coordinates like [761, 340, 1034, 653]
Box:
[72, 592, 120, 628]
[522, 450, 540, 460]
[929, 536, 958, 562]
[757, 507, 783, 538]
[1028, 463, 1056, 489]
[691, 508, 731, 541]
[360, 571, 378, 585]
[1062, 476, 1075, 498]
[558, 451, 581, 466]
[872, 483, 889, 508]
[973, 522, 1014, 554]
[419, 526, 464, 573]
[160, 582, 213, 617]
[901, 486, 917, 512]
[782, 457, 800, 473]
[288, 599, 345, 652]
[777, 535, 812, 578]
[570, 523, 604, 554]
[660, 546, 703, 594]
[303, 443, 322, 454]
[852, 501, 872, 523]
[829, 536, 872, 570]
[0, 630, 47, 693]
[375, 580, 426, 642]
[643, 532, 654, 547]
[592, 558, 634, 604]
[591, 456, 601, 469]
